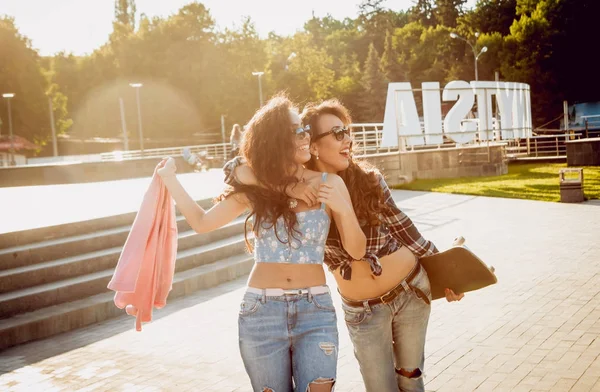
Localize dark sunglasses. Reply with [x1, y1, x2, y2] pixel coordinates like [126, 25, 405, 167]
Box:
[311, 125, 350, 142]
[292, 125, 312, 141]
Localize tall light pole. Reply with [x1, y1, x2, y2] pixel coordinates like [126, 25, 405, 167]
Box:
[129, 83, 144, 156]
[252, 71, 264, 107]
[450, 32, 488, 81]
[2, 93, 16, 166]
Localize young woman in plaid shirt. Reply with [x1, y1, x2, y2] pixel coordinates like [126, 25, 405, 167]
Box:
[298, 99, 463, 392]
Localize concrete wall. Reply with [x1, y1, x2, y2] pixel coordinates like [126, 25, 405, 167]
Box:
[566, 138, 600, 166]
[363, 144, 507, 187]
[0, 156, 226, 187]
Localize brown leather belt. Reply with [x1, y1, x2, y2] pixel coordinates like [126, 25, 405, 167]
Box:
[341, 262, 430, 307]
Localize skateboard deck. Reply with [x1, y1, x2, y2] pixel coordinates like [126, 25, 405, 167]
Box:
[420, 240, 497, 300]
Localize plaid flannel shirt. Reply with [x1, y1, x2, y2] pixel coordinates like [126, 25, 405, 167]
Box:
[325, 173, 438, 280]
[222, 158, 437, 280]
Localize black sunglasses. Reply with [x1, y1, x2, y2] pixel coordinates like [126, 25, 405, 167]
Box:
[311, 125, 351, 142]
[292, 125, 312, 141]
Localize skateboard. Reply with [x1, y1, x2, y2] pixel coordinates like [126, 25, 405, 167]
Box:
[419, 237, 497, 300]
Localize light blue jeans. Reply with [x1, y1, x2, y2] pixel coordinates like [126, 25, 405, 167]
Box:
[342, 263, 432, 392]
[238, 288, 338, 391]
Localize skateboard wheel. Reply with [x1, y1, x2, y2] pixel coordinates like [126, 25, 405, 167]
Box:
[452, 236, 465, 246]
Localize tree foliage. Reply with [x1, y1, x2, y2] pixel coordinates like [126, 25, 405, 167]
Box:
[0, 0, 597, 151]
[0, 17, 70, 146]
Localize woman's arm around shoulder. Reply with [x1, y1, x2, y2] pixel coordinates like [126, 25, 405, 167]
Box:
[223, 156, 256, 186]
[222, 157, 319, 207]
[319, 173, 366, 260]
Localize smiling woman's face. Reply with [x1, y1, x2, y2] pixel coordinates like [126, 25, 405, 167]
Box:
[290, 110, 312, 165]
[310, 113, 352, 173]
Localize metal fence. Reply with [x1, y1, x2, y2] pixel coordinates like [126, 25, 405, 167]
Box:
[503, 132, 582, 159]
[349, 123, 399, 156]
[349, 124, 597, 161]
[99, 142, 231, 162]
[23, 121, 600, 167]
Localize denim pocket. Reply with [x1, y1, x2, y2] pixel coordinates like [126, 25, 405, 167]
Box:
[312, 293, 335, 312]
[342, 305, 370, 326]
[239, 293, 262, 317]
[411, 267, 432, 304]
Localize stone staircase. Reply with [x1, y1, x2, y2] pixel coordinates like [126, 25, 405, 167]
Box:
[0, 199, 251, 351]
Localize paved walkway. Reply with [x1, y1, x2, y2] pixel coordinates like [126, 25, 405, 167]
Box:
[1, 172, 600, 391]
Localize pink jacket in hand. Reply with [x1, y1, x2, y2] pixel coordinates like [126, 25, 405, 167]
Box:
[107, 162, 178, 331]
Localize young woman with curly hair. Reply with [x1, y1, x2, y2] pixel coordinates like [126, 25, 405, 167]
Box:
[158, 94, 366, 392]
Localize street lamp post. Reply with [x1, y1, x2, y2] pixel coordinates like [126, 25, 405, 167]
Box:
[450, 32, 488, 81]
[251, 71, 264, 107]
[129, 83, 144, 156]
[2, 93, 16, 166]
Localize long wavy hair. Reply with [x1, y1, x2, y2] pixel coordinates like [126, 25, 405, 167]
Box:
[301, 99, 388, 226]
[220, 93, 303, 249]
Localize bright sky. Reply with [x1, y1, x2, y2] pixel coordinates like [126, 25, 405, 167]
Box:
[2, 0, 473, 56]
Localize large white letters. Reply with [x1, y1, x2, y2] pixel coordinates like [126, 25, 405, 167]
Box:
[422, 82, 444, 145]
[442, 81, 474, 144]
[381, 80, 533, 147]
[496, 82, 515, 139]
[382, 83, 422, 148]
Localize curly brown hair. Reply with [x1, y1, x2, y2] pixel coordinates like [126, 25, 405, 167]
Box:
[220, 93, 303, 249]
[301, 99, 388, 226]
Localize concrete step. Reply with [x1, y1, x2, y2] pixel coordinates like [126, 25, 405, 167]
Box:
[0, 220, 246, 294]
[0, 253, 254, 350]
[0, 211, 137, 250]
[0, 234, 248, 319]
[0, 198, 214, 250]
[0, 216, 193, 271]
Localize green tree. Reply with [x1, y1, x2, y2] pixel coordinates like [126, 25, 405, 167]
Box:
[114, 0, 136, 30]
[359, 43, 388, 122]
[434, 0, 468, 27]
[5, 0, 594, 150]
[501, 0, 600, 126]
[460, 0, 517, 35]
[269, 33, 335, 103]
[332, 53, 363, 118]
[0, 17, 60, 145]
[45, 82, 73, 137]
[411, 0, 436, 27]
[215, 17, 268, 126]
[380, 29, 402, 82]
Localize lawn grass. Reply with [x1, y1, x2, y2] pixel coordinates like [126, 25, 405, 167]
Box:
[394, 163, 600, 202]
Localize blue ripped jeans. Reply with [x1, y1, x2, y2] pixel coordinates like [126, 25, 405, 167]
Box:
[342, 263, 432, 392]
[238, 288, 338, 392]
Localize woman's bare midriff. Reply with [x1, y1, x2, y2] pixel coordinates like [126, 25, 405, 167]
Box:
[334, 246, 417, 300]
[247, 263, 327, 289]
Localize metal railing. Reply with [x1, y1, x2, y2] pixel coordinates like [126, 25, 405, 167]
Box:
[99, 142, 231, 162]
[84, 126, 580, 163]
[22, 121, 598, 167]
[349, 123, 595, 160]
[349, 123, 399, 155]
[504, 132, 583, 159]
